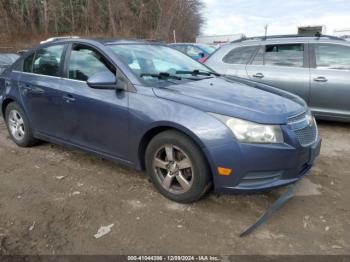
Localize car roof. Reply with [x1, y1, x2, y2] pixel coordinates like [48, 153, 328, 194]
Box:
[96, 38, 165, 45]
[37, 37, 165, 48]
[169, 43, 199, 46]
[227, 34, 350, 46]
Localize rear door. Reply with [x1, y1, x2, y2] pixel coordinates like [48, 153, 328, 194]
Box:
[17, 44, 67, 138]
[309, 43, 350, 118]
[246, 43, 310, 102]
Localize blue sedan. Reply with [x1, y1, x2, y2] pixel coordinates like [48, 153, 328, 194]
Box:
[169, 43, 216, 62]
[0, 38, 321, 203]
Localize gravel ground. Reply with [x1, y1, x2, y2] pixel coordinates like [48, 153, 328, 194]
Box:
[0, 118, 349, 255]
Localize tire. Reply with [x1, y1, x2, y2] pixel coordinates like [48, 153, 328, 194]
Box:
[5, 102, 38, 147]
[145, 130, 212, 203]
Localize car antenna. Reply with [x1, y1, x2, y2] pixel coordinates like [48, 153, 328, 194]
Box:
[264, 24, 268, 40]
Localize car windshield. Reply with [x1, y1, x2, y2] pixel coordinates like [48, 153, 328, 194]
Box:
[196, 44, 216, 54]
[108, 44, 214, 86]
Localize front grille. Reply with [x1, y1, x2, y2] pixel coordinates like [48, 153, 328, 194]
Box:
[288, 112, 318, 147]
[294, 122, 318, 146]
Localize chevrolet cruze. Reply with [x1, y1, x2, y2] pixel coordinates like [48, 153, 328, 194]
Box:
[0, 38, 321, 203]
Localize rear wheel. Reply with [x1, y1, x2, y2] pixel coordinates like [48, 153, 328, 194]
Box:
[145, 130, 211, 203]
[5, 102, 38, 147]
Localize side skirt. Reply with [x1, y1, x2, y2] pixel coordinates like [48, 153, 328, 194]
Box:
[34, 132, 138, 170]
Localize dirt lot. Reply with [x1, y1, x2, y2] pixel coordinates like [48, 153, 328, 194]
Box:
[0, 117, 349, 255]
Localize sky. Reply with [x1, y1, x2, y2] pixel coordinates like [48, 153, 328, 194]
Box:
[201, 0, 350, 37]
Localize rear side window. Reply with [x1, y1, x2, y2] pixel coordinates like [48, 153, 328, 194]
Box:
[222, 46, 257, 64]
[314, 44, 350, 70]
[264, 44, 304, 67]
[32, 45, 65, 76]
[68, 45, 114, 81]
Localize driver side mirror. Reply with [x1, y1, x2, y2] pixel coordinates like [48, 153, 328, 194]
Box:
[87, 71, 125, 90]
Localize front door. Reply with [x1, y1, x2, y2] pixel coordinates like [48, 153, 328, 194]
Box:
[61, 44, 129, 160]
[309, 43, 350, 118]
[246, 43, 310, 102]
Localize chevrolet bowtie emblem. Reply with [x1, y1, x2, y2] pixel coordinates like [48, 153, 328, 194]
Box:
[307, 114, 313, 127]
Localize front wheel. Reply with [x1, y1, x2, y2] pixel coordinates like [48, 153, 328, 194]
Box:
[145, 130, 211, 203]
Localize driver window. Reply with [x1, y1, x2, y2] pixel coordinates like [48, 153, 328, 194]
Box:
[315, 44, 350, 70]
[68, 45, 114, 81]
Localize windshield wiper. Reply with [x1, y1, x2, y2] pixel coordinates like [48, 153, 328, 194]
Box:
[140, 72, 182, 80]
[176, 70, 220, 77]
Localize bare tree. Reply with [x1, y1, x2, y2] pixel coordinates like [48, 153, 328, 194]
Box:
[0, 0, 204, 48]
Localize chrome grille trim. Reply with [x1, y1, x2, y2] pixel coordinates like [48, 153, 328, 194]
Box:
[288, 112, 318, 147]
[288, 111, 307, 124]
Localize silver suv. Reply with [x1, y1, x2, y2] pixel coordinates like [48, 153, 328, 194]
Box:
[205, 35, 350, 122]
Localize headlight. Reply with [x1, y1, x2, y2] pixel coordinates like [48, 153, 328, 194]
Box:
[209, 113, 284, 143]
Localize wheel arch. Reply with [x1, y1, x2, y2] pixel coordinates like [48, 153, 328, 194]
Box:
[138, 123, 213, 172]
[1, 97, 15, 118]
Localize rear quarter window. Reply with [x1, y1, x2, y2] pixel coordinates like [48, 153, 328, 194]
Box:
[222, 46, 257, 64]
[23, 53, 35, 73]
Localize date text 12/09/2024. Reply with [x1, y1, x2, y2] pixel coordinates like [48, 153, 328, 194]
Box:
[127, 256, 221, 261]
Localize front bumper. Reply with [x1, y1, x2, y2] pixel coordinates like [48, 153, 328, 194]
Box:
[206, 125, 321, 194]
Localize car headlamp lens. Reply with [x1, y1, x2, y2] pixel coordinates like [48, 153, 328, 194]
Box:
[210, 113, 284, 143]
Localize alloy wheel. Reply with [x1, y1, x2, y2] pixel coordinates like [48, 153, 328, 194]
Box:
[8, 110, 25, 141]
[153, 144, 194, 194]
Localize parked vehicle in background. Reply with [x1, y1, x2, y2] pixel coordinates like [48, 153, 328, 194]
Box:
[0, 37, 320, 203]
[0, 53, 19, 74]
[196, 34, 244, 46]
[169, 43, 216, 62]
[206, 34, 350, 122]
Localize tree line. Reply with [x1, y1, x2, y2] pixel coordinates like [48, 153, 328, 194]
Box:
[0, 0, 204, 48]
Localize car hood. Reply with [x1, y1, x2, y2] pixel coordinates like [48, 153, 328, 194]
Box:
[153, 77, 306, 124]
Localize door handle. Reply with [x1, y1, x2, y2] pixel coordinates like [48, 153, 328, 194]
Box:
[63, 94, 76, 103]
[21, 84, 33, 95]
[21, 84, 44, 94]
[252, 73, 264, 79]
[313, 76, 328, 82]
[22, 84, 31, 91]
[31, 87, 44, 94]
